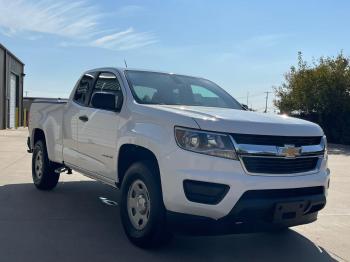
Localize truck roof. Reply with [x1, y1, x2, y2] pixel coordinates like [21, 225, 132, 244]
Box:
[84, 67, 206, 80]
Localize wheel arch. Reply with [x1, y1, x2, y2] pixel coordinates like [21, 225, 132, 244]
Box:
[32, 128, 46, 147]
[117, 144, 160, 188]
[31, 128, 60, 165]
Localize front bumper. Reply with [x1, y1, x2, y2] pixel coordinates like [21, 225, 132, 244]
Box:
[160, 148, 330, 220]
[167, 186, 326, 235]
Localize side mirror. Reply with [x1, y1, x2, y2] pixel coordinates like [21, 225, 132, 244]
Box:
[241, 103, 249, 110]
[91, 92, 123, 112]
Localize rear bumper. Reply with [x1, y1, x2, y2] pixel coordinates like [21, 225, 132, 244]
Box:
[167, 186, 326, 235]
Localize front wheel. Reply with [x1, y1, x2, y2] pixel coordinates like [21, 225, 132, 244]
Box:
[120, 161, 172, 248]
[32, 140, 60, 190]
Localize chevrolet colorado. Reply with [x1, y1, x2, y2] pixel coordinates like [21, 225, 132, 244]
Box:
[28, 68, 330, 248]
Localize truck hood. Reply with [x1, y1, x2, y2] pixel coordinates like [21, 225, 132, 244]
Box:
[148, 105, 323, 136]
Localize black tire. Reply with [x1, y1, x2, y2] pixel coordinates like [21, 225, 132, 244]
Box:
[32, 140, 60, 190]
[120, 161, 172, 248]
[269, 227, 290, 234]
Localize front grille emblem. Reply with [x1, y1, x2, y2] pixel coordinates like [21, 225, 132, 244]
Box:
[277, 144, 301, 158]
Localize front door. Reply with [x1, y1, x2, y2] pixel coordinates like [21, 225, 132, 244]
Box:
[63, 73, 96, 167]
[76, 72, 123, 181]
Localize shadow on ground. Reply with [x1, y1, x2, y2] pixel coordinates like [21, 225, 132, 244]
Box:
[0, 181, 337, 262]
[328, 144, 350, 156]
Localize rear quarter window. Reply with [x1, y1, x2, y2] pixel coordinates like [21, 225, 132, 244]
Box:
[74, 74, 95, 105]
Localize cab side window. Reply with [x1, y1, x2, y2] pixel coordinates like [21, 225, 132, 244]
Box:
[74, 74, 95, 105]
[89, 72, 123, 111]
[93, 72, 121, 92]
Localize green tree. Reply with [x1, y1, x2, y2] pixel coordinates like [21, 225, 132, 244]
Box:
[274, 52, 350, 144]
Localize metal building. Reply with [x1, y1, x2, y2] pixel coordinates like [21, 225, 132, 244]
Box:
[0, 44, 25, 129]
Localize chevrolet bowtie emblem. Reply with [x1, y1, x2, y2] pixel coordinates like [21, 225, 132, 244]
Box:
[278, 144, 301, 158]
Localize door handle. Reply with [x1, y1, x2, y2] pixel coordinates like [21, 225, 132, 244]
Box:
[79, 115, 89, 122]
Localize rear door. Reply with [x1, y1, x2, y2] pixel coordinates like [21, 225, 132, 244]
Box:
[76, 71, 124, 182]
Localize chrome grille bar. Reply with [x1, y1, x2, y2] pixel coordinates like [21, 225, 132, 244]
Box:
[230, 135, 326, 176]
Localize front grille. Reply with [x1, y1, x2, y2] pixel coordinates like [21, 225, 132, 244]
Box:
[231, 134, 322, 147]
[242, 156, 319, 174]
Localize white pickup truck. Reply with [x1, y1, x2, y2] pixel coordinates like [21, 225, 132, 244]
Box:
[28, 68, 330, 248]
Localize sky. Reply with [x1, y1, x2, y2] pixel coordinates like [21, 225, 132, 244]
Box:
[0, 0, 349, 112]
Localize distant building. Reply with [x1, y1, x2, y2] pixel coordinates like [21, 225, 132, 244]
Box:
[0, 44, 25, 129]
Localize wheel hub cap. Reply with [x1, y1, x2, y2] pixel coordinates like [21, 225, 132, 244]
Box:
[127, 180, 150, 230]
[137, 195, 147, 213]
[35, 151, 43, 179]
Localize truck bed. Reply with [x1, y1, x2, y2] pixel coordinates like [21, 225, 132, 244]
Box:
[29, 98, 68, 164]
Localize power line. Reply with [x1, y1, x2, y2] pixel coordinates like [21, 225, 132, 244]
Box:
[236, 92, 265, 100]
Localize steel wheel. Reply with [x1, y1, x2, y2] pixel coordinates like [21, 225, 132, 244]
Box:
[31, 140, 60, 190]
[35, 150, 43, 179]
[127, 179, 151, 230]
[120, 161, 172, 248]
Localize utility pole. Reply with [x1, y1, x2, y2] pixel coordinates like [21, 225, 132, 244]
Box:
[124, 59, 128, 68]
[25, 91, 28, 97]
[264, 91, 271, 113]
[246, 92, 249, 106]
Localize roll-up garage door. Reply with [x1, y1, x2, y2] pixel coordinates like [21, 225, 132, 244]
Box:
[9, 73, 17, 129]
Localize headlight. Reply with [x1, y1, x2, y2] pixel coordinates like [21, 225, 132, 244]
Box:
[174, 127, 237, 160]
[322, 135, 328, 160]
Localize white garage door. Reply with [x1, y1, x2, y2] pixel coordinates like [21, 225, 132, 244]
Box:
[9, 74, 16, 129]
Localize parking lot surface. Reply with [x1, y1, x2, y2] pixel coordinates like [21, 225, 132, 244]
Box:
[0, 129, 349, 262]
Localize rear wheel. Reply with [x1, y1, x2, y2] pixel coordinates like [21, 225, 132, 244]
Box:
[120, 161, 172, 248]
[32, 140, 60, 190]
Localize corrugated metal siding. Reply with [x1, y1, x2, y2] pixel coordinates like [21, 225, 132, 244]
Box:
[0, 45, 24, 129]
[0, 48, 5, 129]
[8, 55, 24, 128]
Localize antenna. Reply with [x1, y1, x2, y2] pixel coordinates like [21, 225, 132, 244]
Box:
[124, 59, 128, 68]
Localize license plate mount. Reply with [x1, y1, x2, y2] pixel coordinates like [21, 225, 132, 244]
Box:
[273, 201, 306, 222]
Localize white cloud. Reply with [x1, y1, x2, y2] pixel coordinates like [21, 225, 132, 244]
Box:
[233, 33, 292, 52]
[91, 27, 157, 50]
[0, 0, 157, 50]
[0, 0, 99, 38]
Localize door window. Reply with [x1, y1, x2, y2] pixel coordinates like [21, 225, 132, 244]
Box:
[94, 72, 121, 92]
[88, 72, 123, 111]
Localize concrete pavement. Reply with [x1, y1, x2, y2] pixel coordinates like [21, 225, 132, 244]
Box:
[0, 128, 348, 262]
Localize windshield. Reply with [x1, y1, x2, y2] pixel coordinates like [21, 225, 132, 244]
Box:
[125, 70, 242, 109]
